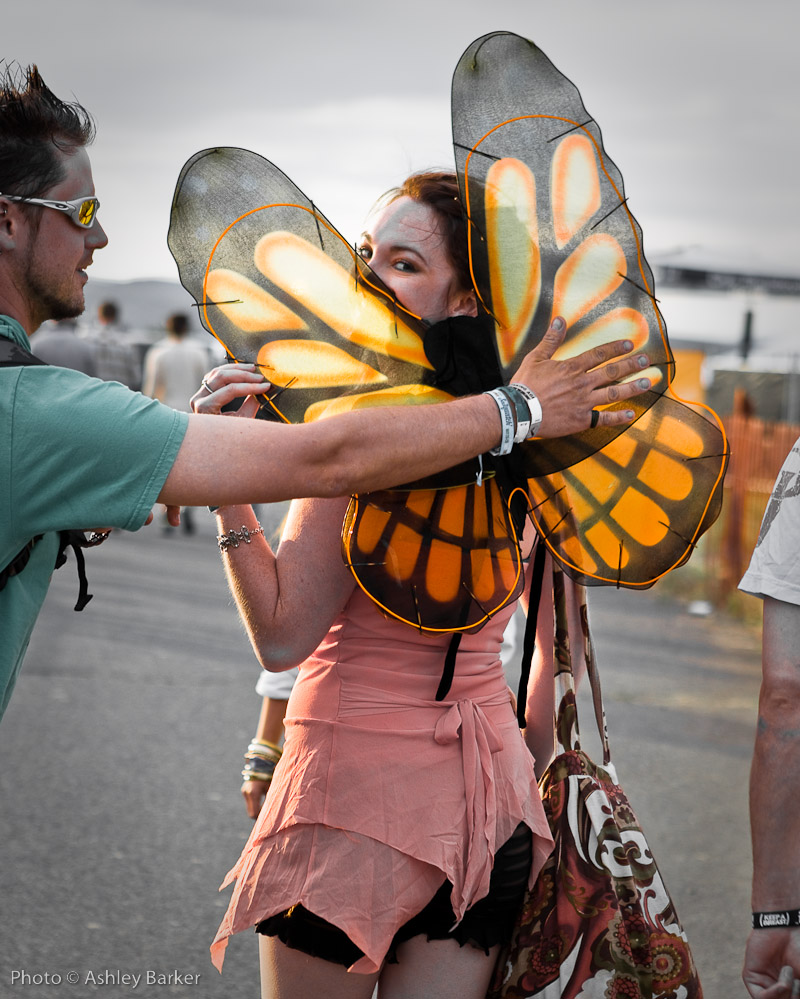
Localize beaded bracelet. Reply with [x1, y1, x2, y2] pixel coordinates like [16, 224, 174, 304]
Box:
[247, 739, 282, 757]
[241, 739, 283, 783]
[484, 388, 515, 456]
[752, 909, 800, 929]
[217, 523, 264, 552]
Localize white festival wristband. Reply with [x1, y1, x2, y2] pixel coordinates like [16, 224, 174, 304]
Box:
[500, 385, 532, 443]
[484, 388, 515, 456]
[509, 382, 543, 438]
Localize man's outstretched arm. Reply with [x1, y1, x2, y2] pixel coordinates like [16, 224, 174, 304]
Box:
[159, 318, 651, 508]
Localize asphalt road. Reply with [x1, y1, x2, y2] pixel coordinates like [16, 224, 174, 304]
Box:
[0, 508, 762, 998]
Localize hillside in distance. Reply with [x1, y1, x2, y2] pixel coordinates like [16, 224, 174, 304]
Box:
[82, 273, 800, 361]
[83, 277, 201, 334]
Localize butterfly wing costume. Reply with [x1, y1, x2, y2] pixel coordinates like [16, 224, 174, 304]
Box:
[450, 31, 727, 589]
[168, 31, 727, 638]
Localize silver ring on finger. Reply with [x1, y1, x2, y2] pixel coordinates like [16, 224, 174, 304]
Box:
[589, 409, 600, 429]
[201, 378, 214, 394]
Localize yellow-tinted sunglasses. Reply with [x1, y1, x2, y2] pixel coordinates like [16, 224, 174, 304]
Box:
[0, 193, 100, 228]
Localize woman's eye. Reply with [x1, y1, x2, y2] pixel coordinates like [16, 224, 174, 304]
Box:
[394, 259, 416, 273]
[357, 244, 372, 260]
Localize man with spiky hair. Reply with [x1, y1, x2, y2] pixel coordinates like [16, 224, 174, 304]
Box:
[0, 64, 648, 722]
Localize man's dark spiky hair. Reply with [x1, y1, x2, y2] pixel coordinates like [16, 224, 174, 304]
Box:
[0, 62, 95, 198]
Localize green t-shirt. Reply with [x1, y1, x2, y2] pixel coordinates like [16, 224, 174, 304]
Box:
[0, 316, 189, 720]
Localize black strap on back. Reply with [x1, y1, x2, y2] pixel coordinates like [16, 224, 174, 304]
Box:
[435, 539, 546, 710]
[436, 633, 463, 701]
[0, 334, 95, 610]
[516, 539, 548, 728]
[423, 316, 541, 704]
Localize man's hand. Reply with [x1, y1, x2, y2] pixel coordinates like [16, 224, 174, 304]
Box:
[744, 929, 800, 998]
[145, 505, 181, 527]
[511, 316, 651, 437]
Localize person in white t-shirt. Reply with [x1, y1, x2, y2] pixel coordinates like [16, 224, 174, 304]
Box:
[143, 313, 210, 412]
[739, 438, 800, 997]
[143, 314, 214, 533]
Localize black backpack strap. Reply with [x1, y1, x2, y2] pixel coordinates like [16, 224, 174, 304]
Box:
[0, 536, 44, 593]
[55, 531, 98, 611]
[0, 335, 48, 590]
[0, 532, 96, 610]
[0, 333, 103, 609]
[0, 335, 47, 368]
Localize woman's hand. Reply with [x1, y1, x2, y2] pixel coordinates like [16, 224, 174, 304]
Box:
[241, 778, 270, 820]
[511, 316, 652, 437]
[190, 363, 271, 417]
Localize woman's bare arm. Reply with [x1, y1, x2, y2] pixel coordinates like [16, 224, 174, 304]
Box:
[213, 497, 355, 671]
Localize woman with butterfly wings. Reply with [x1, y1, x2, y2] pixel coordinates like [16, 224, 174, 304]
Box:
[189, 178, 648, 999]
[169, 32, 726, 999]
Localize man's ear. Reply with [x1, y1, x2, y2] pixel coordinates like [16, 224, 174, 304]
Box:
[0, 199, 18, 253]
[449, 287, 478, 318]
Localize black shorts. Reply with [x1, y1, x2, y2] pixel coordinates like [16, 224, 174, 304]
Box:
[255, 822, 532, 967]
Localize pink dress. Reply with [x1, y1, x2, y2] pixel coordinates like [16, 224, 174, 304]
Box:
[210, 585, 553, 974]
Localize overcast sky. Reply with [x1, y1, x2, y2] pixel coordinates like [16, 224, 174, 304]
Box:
[5, 0, 798, 283]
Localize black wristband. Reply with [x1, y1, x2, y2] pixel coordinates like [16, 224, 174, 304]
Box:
[752, 909, 800, 929]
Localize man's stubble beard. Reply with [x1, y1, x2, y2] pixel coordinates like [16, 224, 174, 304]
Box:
[34, 285, 85, 322]
[22, 246, 86, 326]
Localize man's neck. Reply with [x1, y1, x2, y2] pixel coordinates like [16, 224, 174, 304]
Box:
[0, 300, 36, 335]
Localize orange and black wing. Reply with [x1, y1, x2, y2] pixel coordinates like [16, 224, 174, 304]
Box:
[528, 396, 726, 586]
[168, 147, 446, 424]
[342, 477, 527, 634]
[452, 32, 674, 474]
[452, 32, 728, 586]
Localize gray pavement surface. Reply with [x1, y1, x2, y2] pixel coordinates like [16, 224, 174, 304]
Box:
[0, 508, 762, 998]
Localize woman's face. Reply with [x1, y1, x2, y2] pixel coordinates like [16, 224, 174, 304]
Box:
[358, 196, 475, 323]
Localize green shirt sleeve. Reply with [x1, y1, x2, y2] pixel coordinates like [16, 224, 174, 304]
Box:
[9, 365, 189, 539]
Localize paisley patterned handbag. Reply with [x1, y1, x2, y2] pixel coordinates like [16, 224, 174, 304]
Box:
[489, 567, 703, 999]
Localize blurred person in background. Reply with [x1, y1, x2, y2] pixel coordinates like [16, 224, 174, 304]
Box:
[30, 316, 96, 375]
[143, 312, 209, 410]
[143, 312, 210, 534]
[82, 299, 140, 388]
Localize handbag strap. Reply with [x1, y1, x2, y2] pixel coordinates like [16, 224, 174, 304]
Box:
[551, 564, 611, 765]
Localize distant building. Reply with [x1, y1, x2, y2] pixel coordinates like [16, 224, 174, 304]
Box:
[655, 264, 800, 297]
